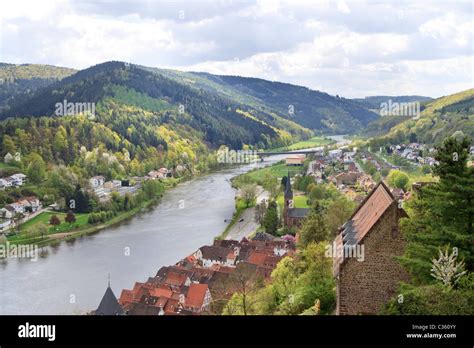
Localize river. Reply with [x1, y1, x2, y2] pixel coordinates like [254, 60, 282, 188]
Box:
[0, 135, 347, 315]
[0, 155, 286, 315]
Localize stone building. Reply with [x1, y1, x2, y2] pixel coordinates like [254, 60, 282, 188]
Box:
[333, 181, 409, 315]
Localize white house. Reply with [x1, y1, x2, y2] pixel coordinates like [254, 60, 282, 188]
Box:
[0, 206, 14, 219]
[1, 177, 14, 188]
[10, 173, 26, 186]
[7, 202, 24, 214]
[25, 196, 42, 212]
[4, 153, 13, 163]
[194, 246, 236, 268]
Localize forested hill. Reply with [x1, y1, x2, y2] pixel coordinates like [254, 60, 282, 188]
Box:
[368, 88, 474, 147]
[353, 95, 433, 111]
[0, 61, 290, 150]
[152, 69, 379, 134]
[0, 63, 76, 112]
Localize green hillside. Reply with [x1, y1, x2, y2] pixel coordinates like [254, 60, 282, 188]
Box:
[369, 89, 474, 146]
[0, 63, 76, 112]
[174, 72, 379, 134]
[354, 95, 432, 111]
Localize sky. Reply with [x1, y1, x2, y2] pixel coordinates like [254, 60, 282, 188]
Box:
[0, 0, 473, 98]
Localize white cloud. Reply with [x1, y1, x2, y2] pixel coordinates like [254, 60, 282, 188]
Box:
[0, 0, 472, 98]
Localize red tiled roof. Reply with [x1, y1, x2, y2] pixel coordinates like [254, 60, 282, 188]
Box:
[247, 252, 267, 266]
[350, 182, 394, 243]
[165, 272, 188, 286]
[150, 287, 173, 299]
[185, 283, 208, 309]
[119, 289, 134, 305]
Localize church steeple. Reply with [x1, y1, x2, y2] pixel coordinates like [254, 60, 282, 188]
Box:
[283, 171, 293, 227]
[284, 170, 293, 201]
[95, 275, 124, 315]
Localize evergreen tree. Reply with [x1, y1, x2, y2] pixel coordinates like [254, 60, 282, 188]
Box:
[262, 201, 278, 235]
[299, 201, 329, 246]
[400, 136, 473, 284]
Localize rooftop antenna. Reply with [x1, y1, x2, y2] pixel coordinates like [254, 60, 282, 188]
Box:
[108, 273, 111, 288]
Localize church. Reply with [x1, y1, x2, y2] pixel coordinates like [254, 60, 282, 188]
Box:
[283, 172, 310, 228]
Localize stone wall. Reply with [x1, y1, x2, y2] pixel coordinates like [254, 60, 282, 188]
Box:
[336, 203, 410, 315]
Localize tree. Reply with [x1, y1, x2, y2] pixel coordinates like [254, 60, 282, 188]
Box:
[325, 196, 356, 235]
[240, 184, 257, 208]
[69, 184, 92, 213]
[400, 136, 474, 284]
[262, 172, 279, 200]
[372, 171, 382, 182]
[26, 152, 46, 184]
[13, 212, 25, 234]
[262, 201, 278, 234]
[49, 215, 61, 227]
[2, 135, 16, 156]
[430, 247, 467, 288]
[387, 169, 409, 190]
[299, 202, 329, 246]
[32, 222, 48, 240]
[223, 263, 261, 315]
[65, 211, 76, 225]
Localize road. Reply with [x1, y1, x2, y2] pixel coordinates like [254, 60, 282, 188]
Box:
[225, 186, 269, 241]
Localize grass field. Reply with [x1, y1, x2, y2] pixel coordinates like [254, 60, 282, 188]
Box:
[7, 211, 90, 243]
[270, 136, 334, 152]
[276, 193, 310, 209]
[246, 162, 305, 183]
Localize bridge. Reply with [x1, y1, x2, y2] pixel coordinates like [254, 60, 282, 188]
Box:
[257, 149, 324, 156]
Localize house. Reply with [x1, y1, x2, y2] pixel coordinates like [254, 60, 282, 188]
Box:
[10, 173, 26, 186]
[24, 197, 41, 212]
[335, 171, 361, 186]
[7, 202, 24, 214]
[0, 205, 15, 219]
[182, 283, 211, 313]
[17, 199, 32, 213]
[195, 245, 237, 268]
[4, 153, 13, 163]
[0, 178, 8, 189]
[333, 181, 409, 315]
[89, 176, 105, 188]
[285, 154, 305, 166]
[1, 177, 14, 188]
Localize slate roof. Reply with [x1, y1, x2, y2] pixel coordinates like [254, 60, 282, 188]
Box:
[95, 286, 124, 315]
[199, 245, 232, 262]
